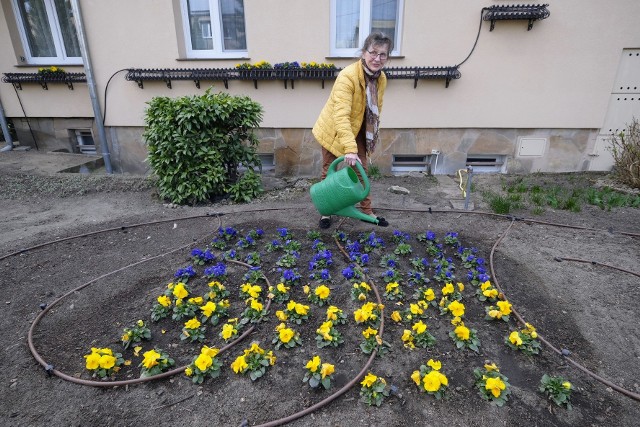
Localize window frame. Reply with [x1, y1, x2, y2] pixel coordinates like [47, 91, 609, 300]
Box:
[330, 0, 403, 58]
[10, 0, 82, 65]
[180, 0, 248, 59]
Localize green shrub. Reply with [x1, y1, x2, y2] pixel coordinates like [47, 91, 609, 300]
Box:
[143, 89, 264, 205]
[608, 117, 640, 189]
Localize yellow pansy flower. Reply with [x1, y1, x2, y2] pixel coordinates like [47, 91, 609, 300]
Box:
[509, 331, 523, 346]
[485, 377, 506, 397]
[480, 280, 492, 291]
[457, 282, 464, 292]
[250, 298, 263, 312]
[222, 323, 236, 340]
[279, 327, 295, 343]
[200, 301, 217, 317]
[484, 363, 499, 372]
[294, 303, 309, 315]
[276, 283, 289, 293]
[320, 363, 335, 379]
[275, 310, 288, 321]
[201, 346, 219, 357]
[442, 282, 454, 295]
[184, 317, 201, 329]
[84, 352, 101, 370]
[497, 300, 512, 315]
[427, 359, 441, 371]
[422, 370, 443, 392]
[99, 354, 116, 369]
[157, 295, 171, 307]
[195, 353, 213, 371]
[306, 355, 321, 372]
[454, 325, 470, 341]
[142, 349, 161, 369]
[185, 367, 193, 376]
[411, 370, 421, 386]
[361, 373, 377, 388]
[390, 311, 402, 322]
[409, 303, 423, 315]
[173, 282, 188, 299]
[447, 300, 465, 317]
[133, 346, 142, 357]
[412, 321, 427, 335]
[423, 288, 435, 301]
[562, 381, 572, 389]
[231, 355, 248, 373]
[315, 285, 331, 300]
[362, 327, 377, 339]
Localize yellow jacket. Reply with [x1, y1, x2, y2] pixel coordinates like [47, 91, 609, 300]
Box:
[312, 61, 387, 157]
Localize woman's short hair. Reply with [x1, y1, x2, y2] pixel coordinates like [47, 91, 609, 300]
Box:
[361, 32, 393, 54]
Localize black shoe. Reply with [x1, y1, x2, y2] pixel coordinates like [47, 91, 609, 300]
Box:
[319, 217, 332, 229]
[375, 216, 389, 227]
[360, 216, 389, 227]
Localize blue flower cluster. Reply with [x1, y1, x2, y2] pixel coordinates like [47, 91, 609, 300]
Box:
[174, 265, 196, 282]
[204, 262, 227, 279]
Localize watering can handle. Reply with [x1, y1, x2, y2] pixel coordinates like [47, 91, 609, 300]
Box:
[327, 156, 370, 196]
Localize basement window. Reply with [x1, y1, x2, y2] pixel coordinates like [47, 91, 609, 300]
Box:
[465, 155, 506, 173]
[257, 153, 275, 172]
[391, 154, 430, 174]
[73, 129, 96, 155]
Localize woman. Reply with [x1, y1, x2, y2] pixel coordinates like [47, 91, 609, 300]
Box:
[312, 32, 392, 229]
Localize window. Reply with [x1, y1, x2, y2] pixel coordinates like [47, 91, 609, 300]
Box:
[180, 0, 247, 58]
[331, 0, 402, 57]
[11, 0, 82, 65]
[72, 129, 96, 155]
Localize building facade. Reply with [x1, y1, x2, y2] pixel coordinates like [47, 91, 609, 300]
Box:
[1, 0, 639, 176]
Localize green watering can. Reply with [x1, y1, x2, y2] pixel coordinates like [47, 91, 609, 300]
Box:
[310, 156, 379, 225]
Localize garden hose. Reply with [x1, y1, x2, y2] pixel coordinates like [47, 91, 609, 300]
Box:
[11, 203, 639, 426]
[457, 169, 468, 197]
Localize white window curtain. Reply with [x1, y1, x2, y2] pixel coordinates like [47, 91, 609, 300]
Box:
[12, 0, 81, 64]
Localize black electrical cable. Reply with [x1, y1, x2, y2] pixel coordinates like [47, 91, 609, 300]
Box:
[456, 8, 488, 68]
[11, 84, 39, 150]
[102, 68, 129, 125]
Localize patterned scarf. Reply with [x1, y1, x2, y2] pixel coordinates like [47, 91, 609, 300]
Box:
[361, 59, 380, 155]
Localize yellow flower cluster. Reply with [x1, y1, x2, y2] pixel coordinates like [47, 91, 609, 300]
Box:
[305, 355, 335, 379]
[486, 300, 512, 321]
[351, 282, 371, 301]
[411, 359, 449, 395]
[84, 347, 117, 371]
[230, 343, 276, 375]
[353, 302, 384, 324]
[241, 283, 262, 300]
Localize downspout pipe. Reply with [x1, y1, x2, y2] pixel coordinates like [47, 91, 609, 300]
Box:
[0, 96, 13, 152]
[70, 0, 113, 173]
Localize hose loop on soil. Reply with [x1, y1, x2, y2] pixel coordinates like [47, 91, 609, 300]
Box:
[488, 218, 640, 402]
[16, 204, 639, 420]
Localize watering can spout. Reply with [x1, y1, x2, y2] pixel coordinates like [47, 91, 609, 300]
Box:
[310, 156, 379, 225]
[334, 206, 379, 224]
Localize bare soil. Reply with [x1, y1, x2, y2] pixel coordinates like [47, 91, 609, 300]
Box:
[1, 152, 639, 427]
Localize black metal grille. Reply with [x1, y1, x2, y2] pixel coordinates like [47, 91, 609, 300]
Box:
[385, 66, 461, 88]
[2, 72, 86, 90]
[483, 4, 550, 31]
[124, 66, 459, 90]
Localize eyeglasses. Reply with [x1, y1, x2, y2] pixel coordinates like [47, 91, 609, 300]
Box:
[367, 50, 388, 60]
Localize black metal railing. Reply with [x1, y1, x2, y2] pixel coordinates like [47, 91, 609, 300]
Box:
[385, 66, 461, 88]
[2, 72, 87, 90]
[125, 66, 459, 90]
[483, 4, 550, 31]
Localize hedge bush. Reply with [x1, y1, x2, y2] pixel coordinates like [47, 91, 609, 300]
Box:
[143, 89, 264, 205]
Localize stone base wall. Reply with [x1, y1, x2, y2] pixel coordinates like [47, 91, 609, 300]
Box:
[259, 127, 607, 177]
[9, 119, 609, 175]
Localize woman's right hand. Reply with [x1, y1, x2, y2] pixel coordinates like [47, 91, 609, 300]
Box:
[344, 153, 361, 166]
